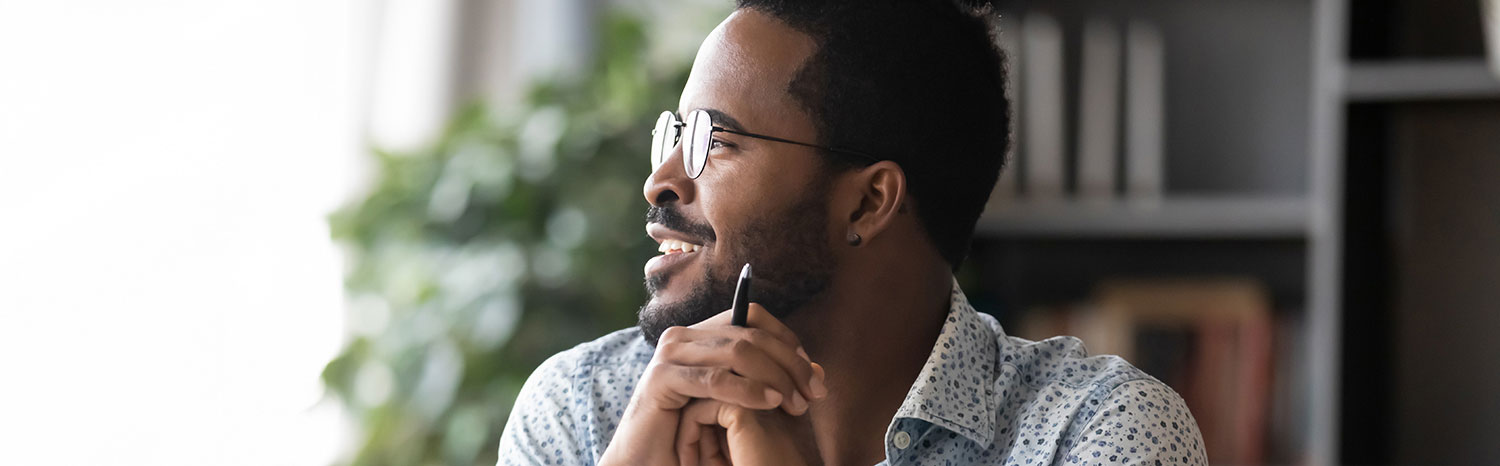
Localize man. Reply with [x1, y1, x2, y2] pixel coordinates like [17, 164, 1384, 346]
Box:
[499, 0, 1206, 464]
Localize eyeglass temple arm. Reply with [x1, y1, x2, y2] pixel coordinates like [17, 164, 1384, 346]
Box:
[714, 127, 880, 163]
[652, 120, 686, 135]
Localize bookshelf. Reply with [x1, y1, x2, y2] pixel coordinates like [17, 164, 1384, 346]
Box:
[978, 0, 1328, 461]
[971, 0, 1500, 463]
[980, 0, 1500, 463]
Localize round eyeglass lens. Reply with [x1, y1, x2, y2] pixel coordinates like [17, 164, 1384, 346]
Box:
[650, 111, 676, 170]
[683, 109, 713, 178]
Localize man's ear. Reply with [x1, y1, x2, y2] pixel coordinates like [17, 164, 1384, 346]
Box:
[840, 160, 907, 245]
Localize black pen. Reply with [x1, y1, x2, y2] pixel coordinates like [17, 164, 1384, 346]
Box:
[731, 263, 752, 327]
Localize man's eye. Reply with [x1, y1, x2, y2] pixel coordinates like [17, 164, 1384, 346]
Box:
[709, 139, 732, 151]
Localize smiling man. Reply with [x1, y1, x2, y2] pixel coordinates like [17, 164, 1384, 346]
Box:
[498, 1, 1205, 465]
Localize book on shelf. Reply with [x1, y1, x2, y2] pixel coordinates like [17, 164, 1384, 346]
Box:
[1124, 19, 1165, 199]
[993, 12, 1165, 204]
[1484, 0, 1500, 79]
[1015, 278, 1275, 465]
[1076, 17, 1121, 199]
[1021, 11, 1065, 199]
[1268, 309, 1307, 464]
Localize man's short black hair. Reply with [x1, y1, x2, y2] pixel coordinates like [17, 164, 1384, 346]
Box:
[734, 0, 1009, 272]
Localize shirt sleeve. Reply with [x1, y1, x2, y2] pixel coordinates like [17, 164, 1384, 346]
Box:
[498, 351, 591, 466]
[1063, 379, 1207, 466]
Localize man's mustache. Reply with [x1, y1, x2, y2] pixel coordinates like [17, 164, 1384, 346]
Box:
[645, 206, 717, 244]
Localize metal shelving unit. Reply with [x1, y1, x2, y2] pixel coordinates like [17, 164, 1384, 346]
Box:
[975, 0, 1348, 463]
[1307, 1, 1345, 463]
[972, 0, 1499, 463]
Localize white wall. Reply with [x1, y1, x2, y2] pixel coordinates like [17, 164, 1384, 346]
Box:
[0, 1, 363, 464]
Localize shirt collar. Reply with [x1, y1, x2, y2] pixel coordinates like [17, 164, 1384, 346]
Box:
[889, 277, 1000, 448]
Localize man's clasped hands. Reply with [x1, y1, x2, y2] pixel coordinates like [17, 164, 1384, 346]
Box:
[599, 303, 829, 466]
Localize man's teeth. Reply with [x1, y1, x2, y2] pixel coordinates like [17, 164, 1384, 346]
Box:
[657, 239, 703, 254]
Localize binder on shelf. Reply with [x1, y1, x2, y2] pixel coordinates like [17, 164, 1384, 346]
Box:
[1483, 0, 1500, 79]
[1077, 17, 1122, 199]
[1268, 311, 1308, 462]
[1015, 278, 1276, 465]
[1021, 12, 1065, 199]
[1093, 279, 1272, 466]
[1125, 19, 1165, 199]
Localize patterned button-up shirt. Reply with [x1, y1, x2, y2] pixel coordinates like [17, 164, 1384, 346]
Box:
[499, 279, 1207, 465]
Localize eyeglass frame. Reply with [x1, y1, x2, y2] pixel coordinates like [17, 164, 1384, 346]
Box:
[650, 109, 882, 179]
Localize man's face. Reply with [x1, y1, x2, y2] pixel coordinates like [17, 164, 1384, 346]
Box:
[637, 10, 837, 345]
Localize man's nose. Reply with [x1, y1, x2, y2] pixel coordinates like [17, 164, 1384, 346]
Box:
[643, 145, 696, 207]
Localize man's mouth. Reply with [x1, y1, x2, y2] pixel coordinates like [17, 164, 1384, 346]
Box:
[644, 220, 713, 282]
[657, 238, 704, 255]
[645, 232, 708, 280]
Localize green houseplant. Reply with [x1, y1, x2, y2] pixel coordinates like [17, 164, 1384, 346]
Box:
[320, 10, 709, 465]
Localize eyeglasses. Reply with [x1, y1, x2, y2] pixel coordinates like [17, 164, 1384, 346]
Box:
[650, 109, 880, 179]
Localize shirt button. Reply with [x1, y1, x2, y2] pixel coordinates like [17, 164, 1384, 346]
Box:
[893, 431, 912, 450]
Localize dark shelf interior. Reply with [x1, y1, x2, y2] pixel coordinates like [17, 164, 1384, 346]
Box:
[968, 238, 1308, 329]
[1340, 102, 1396, 465]
[1340, 100, 1500, 465]
[1349, 0, 1489, 59]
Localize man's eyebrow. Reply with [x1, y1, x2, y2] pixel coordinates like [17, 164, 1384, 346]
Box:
[698, 108, 746, 132]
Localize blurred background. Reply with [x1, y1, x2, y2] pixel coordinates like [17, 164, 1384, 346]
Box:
[1, 0, 1497, 465]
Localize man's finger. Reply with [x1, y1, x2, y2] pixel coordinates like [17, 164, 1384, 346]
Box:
[675, 407, 704, 466]
[702, 428, 726, 466]
[696, 304, 802, 349]
[689, 305, 825, 403]
[676, 419, 700, 466]
[657, 327, 816, 413]
[677, 401, 729, 466]
[650, 364, 783, 410]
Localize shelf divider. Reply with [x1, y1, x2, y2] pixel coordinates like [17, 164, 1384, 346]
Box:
[1346, 59, 1500, 101]
[975, 196, 1310, 239]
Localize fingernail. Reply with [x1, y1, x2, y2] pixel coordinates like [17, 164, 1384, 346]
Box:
[763, 388, 783, 406]
[797, 347, 810, 361]
[810, 363, 828, 398]
[791, 391, 808, 413]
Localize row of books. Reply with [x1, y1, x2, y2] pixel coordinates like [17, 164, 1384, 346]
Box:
[994, 12, 1167, 200]
[1015, 278, 1307, 465]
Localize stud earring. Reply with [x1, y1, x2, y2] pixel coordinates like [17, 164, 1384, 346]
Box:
[846, 232, 862, 246]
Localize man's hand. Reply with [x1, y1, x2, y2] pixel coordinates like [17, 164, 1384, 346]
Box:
[598, 303, 828, 466]
[674, 397, 824, 466]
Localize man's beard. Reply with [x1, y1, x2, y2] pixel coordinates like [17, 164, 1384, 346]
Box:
[637, 194, 836, 346]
